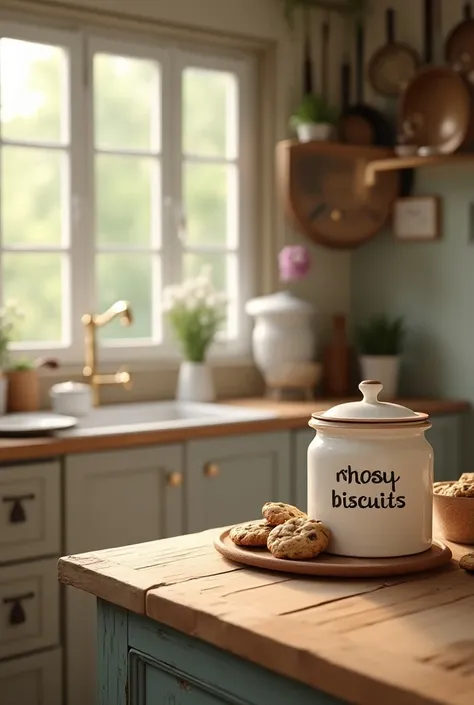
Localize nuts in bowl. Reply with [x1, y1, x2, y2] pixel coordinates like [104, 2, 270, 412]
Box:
[433, 475, 474, 544]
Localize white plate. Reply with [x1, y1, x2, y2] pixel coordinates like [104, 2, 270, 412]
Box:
[0, 413, 78, 436]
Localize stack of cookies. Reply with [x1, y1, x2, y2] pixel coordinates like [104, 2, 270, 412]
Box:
[229, 502, 331, 561]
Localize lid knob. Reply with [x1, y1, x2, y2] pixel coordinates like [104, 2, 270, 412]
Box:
[359, 380, 383, 404]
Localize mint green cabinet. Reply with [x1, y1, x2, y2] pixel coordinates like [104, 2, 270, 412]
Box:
[425, 414, 462, 482]
[98, 600, 345, 705]
[186, 432, 292, 532]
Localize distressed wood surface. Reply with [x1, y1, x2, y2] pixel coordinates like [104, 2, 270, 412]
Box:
[0, 397, 468, 462]
[60, 530, 474, 705]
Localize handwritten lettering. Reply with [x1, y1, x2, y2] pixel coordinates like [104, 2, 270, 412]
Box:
[332, 465, 406, 510]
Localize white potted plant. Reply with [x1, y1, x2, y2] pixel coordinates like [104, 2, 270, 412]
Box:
[163, 267, 226, 403]
[356, 315, 405, 401]
[0, 302, 23, 415]
[289, 93, 338, 143]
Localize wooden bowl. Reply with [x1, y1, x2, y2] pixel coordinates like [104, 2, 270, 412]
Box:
[433, 482, 474, 544]
[400, 67, 471, 154]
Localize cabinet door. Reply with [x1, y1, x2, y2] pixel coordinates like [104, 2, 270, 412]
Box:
[65, 444, 183, 705]
[294, 429, 314, 512]
[426, 415, 462, 482]
[186, 432, 291, 533]
[0, 648, 62, 705]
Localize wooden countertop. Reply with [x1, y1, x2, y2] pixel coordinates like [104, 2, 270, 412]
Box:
[0, 396, 469, 463]
[58, 531, 474, 705]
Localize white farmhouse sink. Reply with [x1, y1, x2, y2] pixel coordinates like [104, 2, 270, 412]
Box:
[58, 401, 276, 437]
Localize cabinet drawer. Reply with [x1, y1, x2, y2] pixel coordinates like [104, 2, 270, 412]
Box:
[0, 648, 62, 705]
[0, 461, 61, 563]
[0, 558, 59, 659]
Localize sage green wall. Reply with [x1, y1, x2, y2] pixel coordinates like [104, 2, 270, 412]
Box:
[351, 167, 474, 460]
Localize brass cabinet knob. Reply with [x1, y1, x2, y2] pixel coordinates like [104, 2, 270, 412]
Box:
[167, 471, 183, 488]
[204, 462, 220, 478]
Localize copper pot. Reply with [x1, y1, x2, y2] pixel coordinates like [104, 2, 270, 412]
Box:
[399, 66, 471, 154]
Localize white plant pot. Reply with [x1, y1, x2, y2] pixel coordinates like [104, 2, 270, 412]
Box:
[176, 361, 215, 403]
[0, 374, 7, 415]
[359, 356, 400, 400]
[245, 291, 316, 389]
[296, 122, 333, 143]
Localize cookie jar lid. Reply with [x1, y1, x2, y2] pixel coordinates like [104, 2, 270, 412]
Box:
[50, 381, 91, 396]
[312, 381, 429, 424]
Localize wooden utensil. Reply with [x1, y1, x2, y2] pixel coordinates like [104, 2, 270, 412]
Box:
[400, 66, 470, 154]
[445, 2, 474, 81]
[215, 529, 452, 578]
[423, 0, 434, 64]
[368, 7, 421, 97]
[303, 7, 313, 93]
[339, 24, 395, 147]
[321, 16, 330, 100]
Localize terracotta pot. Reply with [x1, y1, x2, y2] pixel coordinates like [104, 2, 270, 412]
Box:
[7, 369, 40, 412]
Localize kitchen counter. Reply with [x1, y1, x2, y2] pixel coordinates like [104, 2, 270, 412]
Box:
[59, 530, 474, 705]
[0, 396, 469, 463]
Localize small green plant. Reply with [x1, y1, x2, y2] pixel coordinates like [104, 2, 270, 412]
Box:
[289, 93, 339, 129]
[8, 357, 34, 372]
[356, 316, 405, 356]
[0, 302, 23, 369]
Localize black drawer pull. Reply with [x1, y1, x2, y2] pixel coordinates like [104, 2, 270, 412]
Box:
[3, 592, 35, 626]
[2, 494, 35, 524]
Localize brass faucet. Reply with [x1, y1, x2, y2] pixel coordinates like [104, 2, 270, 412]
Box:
[81, 301, 133, 406]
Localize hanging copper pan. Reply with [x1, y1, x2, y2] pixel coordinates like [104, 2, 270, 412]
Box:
[368, 7, 421, 97]
[399, 66, 470, 154]
[445, 2, 474, 81]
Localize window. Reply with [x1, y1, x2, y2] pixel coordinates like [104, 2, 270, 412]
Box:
[0, 20, 255, 362]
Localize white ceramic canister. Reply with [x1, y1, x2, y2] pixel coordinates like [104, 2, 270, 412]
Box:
[245, 291, 316, 389]
[307, 380, 433, 558]
[49, 381, 92, 417]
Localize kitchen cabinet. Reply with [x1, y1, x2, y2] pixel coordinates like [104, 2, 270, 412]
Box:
[64, 444, 184, 705]
[0, 648, 62, 705]
[186, 432, 292, 533]
[294, 428, 314, 511]
[426, 414, 462, 482]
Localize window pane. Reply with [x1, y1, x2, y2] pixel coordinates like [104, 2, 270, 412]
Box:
[96, 253, 154, 341]
[94, 53, 160, 151]
[183, 68, 237, 158]
[96, 155, 158, 247]
[184, 163, 237, 247]
[0, 39, 66, 143]
[3, 253, 64, 343]
[2, 146, 64, 247]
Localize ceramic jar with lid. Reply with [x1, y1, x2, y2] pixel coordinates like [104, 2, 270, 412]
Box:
[308, 380, 433, 558]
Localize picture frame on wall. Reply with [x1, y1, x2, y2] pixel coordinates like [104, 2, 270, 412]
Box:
[393, 196, 441, 242]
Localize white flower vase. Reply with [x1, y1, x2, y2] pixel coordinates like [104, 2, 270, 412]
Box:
[359, 355, 401, 400]
[245, 291, 317, 392]
[0, 374, 7, 415]
[176, 361, 215, 403]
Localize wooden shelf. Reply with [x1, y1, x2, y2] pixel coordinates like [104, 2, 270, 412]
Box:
[364, 153, 474, 186]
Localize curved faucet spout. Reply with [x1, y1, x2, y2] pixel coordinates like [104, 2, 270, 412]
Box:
[89, 300, 133, 328]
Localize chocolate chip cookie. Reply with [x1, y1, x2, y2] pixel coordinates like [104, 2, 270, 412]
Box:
[262, 501, 307, 526]
[229, 520, 272, 547]
[267, 517, 331, 560]
[459, 553, 474, 573]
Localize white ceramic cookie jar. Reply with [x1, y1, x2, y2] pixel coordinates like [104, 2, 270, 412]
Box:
[307, 380, 433, 558]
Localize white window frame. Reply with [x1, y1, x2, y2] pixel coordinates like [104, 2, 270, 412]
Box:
[0, 18, 257, 365]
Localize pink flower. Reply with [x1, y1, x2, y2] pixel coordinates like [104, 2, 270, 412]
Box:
[278, 245, 311, 282]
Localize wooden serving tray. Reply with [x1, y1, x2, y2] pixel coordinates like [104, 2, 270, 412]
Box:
[214, 529, 452, 578]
